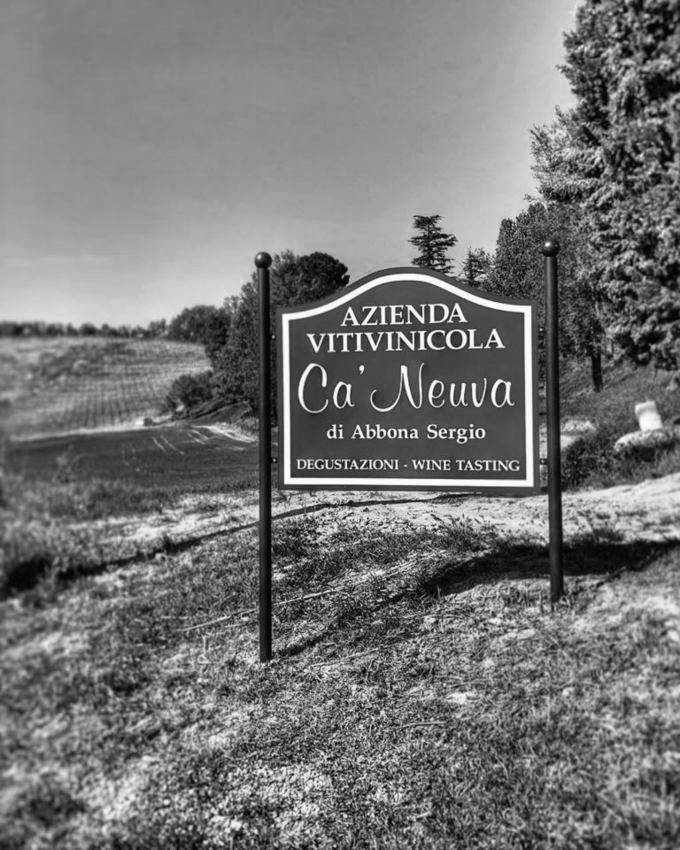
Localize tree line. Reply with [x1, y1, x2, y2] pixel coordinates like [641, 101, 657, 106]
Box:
[495, 0, 679, 386]
[408, 0, 679, 391]
[0, 319, 169, 339]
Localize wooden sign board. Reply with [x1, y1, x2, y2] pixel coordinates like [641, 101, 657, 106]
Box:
[277, 268, 539, 492]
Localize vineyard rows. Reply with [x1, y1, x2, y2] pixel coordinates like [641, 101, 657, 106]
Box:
[0, 337, 209, 439]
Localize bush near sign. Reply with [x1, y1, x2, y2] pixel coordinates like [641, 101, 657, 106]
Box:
[277, 268, 539, 492]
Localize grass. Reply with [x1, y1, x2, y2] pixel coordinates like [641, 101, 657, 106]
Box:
[1, 510, 678, 849]
[2, 468, 172, 520]
[0, 471, 111, 596]
[5, 424, 259, 493]
[1, 343, 679, 846]
[560, 358, 678, 426]
[558, 359, 680, 489]
[0, 467, 257, 596]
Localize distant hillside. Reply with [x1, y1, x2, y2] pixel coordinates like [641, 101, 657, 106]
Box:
[0, 336, 208, 439]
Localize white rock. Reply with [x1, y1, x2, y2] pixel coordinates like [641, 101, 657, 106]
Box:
[635, 400, 663, 431]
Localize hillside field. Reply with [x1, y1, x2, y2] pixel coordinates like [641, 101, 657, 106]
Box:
[0, 336, 209, 438]
[0, 336, 679, 848]
[1, 336, 260, 492]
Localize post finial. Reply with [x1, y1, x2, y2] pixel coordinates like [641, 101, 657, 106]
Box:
[254, 252, 272, 269]
[542, 240, 560, 257]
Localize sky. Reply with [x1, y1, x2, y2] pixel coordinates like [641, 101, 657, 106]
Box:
[0, 0, 577, 326]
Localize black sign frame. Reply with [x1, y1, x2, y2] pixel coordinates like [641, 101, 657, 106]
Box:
[277, 266, 539, 494]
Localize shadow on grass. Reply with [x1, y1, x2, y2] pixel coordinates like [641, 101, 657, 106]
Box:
[419, 536, 678, 599]
[2, 556, 53, 594]
[278, 537, 679, 660]
[0, 496, 445, 598]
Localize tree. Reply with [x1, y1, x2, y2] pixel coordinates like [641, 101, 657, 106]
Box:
[164, 371, 215, 414]
[167, 305, 227, 344]
[202, 310, 231, 369]
[212, 251, 350, 411]
[532, 0, 680, 370]
[146, 319, 168, 338]
[488, 200, 604, 390]
[409, 215, 457, 273]
[461, 247, 493, 286]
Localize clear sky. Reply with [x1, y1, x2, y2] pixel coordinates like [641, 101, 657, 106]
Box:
[1, 0, 576, 326]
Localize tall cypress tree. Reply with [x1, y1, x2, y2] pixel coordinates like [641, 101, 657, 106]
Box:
[533, 0, 680, 370]
[409, 215, 457, 273]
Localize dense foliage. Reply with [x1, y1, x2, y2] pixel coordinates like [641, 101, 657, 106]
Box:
[410, 214, 457, 273]
[488, 201, 605, 389]
[533, 0, 680, 370]
[164, 370, 215, 414]
[211, 250, 350, 411]
[166, 305, 230, 347]
[461, 247, 492, 286]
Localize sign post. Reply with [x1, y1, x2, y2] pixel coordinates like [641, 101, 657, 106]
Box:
[256, 263, 553, 660]
[542, 241, 564, 603]
[256, 251, 273, 662]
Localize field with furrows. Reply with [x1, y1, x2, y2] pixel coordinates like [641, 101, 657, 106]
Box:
[0, 337, 209, 439]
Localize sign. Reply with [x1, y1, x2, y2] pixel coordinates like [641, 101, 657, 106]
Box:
[277, 267, 538, 492]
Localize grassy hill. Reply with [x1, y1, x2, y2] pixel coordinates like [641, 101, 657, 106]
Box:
[0, 339, 679, 848]
[1, 486, 678, 848]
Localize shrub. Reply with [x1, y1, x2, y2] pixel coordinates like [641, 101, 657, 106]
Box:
[561, 423, 621, 489]
[164, 371, 214, 414]
[167, 305, 229, 345]
[562, 420, 680, 490]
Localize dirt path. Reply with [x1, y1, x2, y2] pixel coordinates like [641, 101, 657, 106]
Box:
[92, 473, 680, 564]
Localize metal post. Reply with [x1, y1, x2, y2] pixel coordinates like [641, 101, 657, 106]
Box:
[256, 251, 273, 661]
[542, 240, 564, 604]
